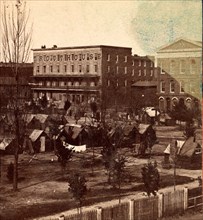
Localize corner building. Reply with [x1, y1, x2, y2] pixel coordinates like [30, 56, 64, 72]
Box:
[32, 45, 132, 109]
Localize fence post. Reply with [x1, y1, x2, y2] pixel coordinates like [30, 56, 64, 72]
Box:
[158, 193, 164, 218]
[129, 199, 134, 220]
[97, 206, 102, 220]
[183, 187, 188, 211]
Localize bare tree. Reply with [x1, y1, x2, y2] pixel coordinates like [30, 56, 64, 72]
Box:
[1, 0, 32, 190]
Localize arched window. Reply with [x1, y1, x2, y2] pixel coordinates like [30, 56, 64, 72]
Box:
[172, 97, 178, 108]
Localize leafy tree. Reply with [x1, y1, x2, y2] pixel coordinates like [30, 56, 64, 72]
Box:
[141, 161, 160, 196]
[171, 99, 193, 123]
[68, 173, 87, 218]
[111, 155, 126, 203]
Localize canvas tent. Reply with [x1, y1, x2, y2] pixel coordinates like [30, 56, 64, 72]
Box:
[23, 129, 52, 153]
[0, 137, 16, 154]
[59, 123, 87, 146]
[177, 136, 202, 168]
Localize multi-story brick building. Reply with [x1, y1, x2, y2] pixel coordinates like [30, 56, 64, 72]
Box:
[155, 38, 202, 112]
[32, 45, 134, 110]
[130, 55, 158, 111]
[0, 62, 33, 110]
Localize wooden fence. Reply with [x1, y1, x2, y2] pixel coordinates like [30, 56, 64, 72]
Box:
[188, 187, 203, 210]
[43, 187, 202, 220]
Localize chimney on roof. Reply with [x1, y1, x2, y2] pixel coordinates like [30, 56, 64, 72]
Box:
[53, 45, 57, 49]
[41, 45, 46, 49]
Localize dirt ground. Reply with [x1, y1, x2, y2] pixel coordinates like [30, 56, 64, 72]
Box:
[0, 126, 202, 220]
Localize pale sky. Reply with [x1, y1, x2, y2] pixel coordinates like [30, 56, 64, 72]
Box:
[1, 0, 202, 61]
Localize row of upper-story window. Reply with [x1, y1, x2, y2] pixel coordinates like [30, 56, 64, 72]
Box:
[34, 53, 154, 67]
[106, 79, 129, 87]
[37, 80, 98, 87]
[107, 66, 155, 77]
[108, 54, 154, 67]
[35, 64, 98, 74]
[160, 80, 196, 94]
[159, 59, 199, 75]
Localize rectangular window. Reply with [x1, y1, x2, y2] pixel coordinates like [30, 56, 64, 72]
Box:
[107, 80, 110, 87]
[95, 65, 98, 73]
[132, 69, 135, 76]
[160, 81, 165, 93]
[151, 61, 153, 67]
[107, 54, 110, 61]
[125, 56, 127, 62]
[144, 69, 146, 76]
[170, 80, 175, 93]
[160, 62, 165, 74]
[132, 60, 134, 66]
[107, 66, 110, 73]
[57, 65, 60, 73]
[150, 70, 153, 76]
[79, 65, 82, 73]
[71, 65, 74, 73]
[138, 70, 141, 76]
[144, 61, 146, 67]
[139, 60, 141, 66]
[180, 81, 184, 93]
[50, 65, 53, 73]
[36, 66, 40, 73]
[43, 66, 46, 73]
[64, 65, 67, 73]
[124, 67, 127, 74]
[86, 65, 90, 73]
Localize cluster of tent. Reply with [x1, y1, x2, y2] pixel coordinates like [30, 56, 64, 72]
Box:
[0, 113, 157, 156]
[163, 129, 202, 168]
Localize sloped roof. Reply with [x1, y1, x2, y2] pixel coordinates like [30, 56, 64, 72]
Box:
[35, 114, 49, 124]
[178, 136, 200, 157]
[157, 38, 202, 52]
[0, 138, 14, 150]
[29, 129, 44, 142]
[64, 124, 83, 139]
[138, 124, 150, 134]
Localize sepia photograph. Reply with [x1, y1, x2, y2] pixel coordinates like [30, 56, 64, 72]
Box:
[0, 0, 202, 219]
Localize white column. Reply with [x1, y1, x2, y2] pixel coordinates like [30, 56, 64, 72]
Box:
[158, 193, 164, 218]
[129, 199, 134, 220]
[183, 187, 188, 210]
[96, 207, 102, 220]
